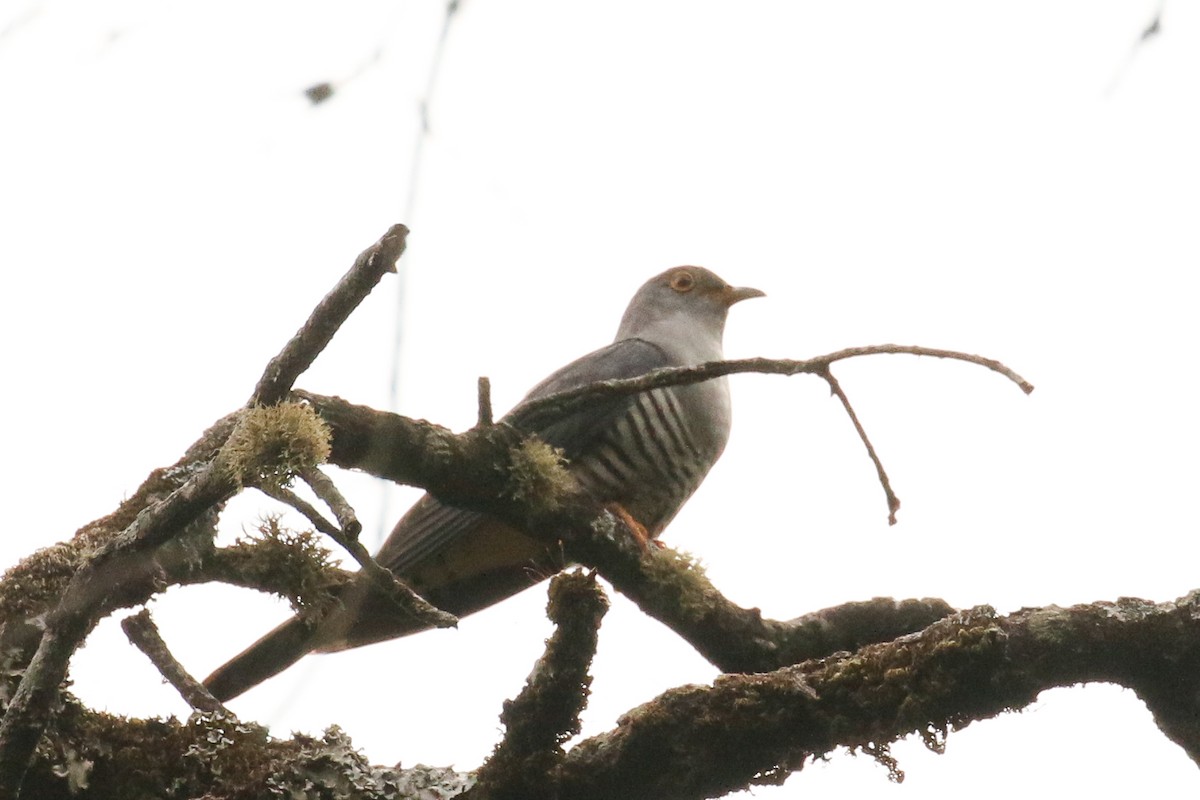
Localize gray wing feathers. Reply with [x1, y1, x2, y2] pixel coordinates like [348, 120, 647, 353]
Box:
[374, 337, 672, 575]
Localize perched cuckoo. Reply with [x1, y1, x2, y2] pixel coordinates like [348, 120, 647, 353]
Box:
[204, 266, 763, 701]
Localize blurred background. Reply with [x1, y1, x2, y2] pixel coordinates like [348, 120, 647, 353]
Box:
[2, 1, 1198, 796]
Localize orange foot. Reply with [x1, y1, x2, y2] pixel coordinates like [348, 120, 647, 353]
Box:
[605, 503, 663, 550]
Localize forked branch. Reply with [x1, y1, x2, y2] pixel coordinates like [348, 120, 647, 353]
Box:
[512, 345, 1033, 525]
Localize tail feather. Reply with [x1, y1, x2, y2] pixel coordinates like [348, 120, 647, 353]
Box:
[203, 617, 317, 702]
[203, 513, 565, 699]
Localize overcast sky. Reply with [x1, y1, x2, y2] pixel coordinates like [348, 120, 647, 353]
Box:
[3, 1, 1199, 796]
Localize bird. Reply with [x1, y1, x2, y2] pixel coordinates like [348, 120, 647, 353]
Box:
[204, 266, 763, 701]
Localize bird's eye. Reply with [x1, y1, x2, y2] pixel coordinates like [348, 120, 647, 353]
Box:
[670, 271, 696, 293]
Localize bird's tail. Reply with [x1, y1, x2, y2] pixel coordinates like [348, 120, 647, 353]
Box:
[203, 616, 316, 702]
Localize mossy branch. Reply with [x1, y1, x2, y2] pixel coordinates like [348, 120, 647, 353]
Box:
[0, 224, 410, 799]
[550, 594, 1200, 799]
[468, 571, 609, 800]
[300, 390, 955, 675]
[13, 592, 1200, 798]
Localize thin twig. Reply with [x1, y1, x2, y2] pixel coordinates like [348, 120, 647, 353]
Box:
[818, 367, 900, 525]
[507, 345, 1029, 526]
[302, 468, 362, 538]
[250, 223, 409, 406]
[255, 482, 457, 631]
[477, 376, 493, 427]
[121, 610, 228, 715]
[511, 346, 1033, 431]
[819, 345, 1035, 393]
[256, 482, 340, 538]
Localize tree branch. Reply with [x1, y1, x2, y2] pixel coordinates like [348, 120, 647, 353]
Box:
[0, 459, 235, 800]
[121, 610, 228, 715]
[550, 594, 1200, 799]
[508, 346, 1031, 525]
[249, 223, 408, 406]
[255, 479, 457, 631]
[0, 223, 411, 799]
[818, 365, 901, 524]
[298, 391, 954, 673]
[468, 571, 609, 800]
[508, 347, 1034, 433]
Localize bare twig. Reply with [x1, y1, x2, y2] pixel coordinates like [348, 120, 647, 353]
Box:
[509, 345, 1030, 525]
[511, 346, 1032, 431]
[250, 223, 409, 406]
[477, 376, 494, 427]
[302, 468, 362, 538]
[818, 366, 900, 524]
[255, 481, 457, 631]
[122, 609, 228, 715]
[819, 345, 1034, 393]
[256, 482, 340, 537]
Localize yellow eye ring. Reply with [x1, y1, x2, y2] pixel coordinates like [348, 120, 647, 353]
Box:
[670, 271, 696, 293]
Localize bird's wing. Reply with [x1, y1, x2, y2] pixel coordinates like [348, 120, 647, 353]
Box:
[373, 337, 671, 579]
[513, 337, 672, 450]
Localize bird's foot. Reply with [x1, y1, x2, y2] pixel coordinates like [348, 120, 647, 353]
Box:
[605, 503, 662, 550]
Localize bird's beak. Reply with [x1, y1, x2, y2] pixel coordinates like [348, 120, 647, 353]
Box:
[724, 285, 766, 306]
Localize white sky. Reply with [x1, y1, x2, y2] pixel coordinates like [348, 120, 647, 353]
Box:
[3, 1, 1199, 797]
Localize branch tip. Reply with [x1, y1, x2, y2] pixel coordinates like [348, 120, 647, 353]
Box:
[121, 609, 228, 715]
[477, 376, 494, 427]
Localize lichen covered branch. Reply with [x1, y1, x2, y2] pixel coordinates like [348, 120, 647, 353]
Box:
[550, 594, 1200, 799]
[0, 224, 410, 799]
[300, 391, 953, 674]
[468, 571, 609, 800]
[255, 481, 457, 631]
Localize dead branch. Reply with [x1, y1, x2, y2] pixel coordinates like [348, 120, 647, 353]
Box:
[14, 591, 1199, 799]
[509, 346, 1032, 525]
[0, 224, 411, 799]
[249, 224, 408, 406]
[121, 610, 228, 715]
[0, 459, 236, 800]
[509, 347, 1034, 433]
[477, 375, 494, 427]
[818, 366, 901, 524]
[301, 467, 362, 538]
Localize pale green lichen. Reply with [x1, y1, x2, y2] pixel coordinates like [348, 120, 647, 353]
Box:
[219, 515, 346, 615]
[505, 437, 574, 514]
[220, 403, 331, 490]
[642, 546, 716, 618]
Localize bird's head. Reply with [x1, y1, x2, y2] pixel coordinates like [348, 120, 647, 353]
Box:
[615, 266, 764, 347]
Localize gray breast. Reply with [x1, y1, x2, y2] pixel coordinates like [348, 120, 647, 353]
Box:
[571, 376, 731, 536]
